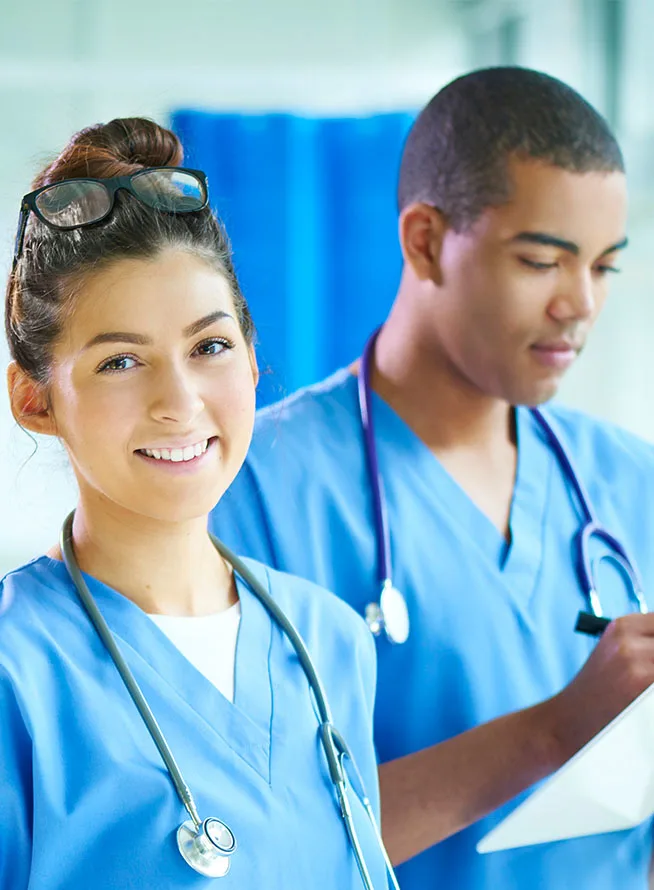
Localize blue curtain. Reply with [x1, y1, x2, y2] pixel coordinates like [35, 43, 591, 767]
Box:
[172, 111, 414, 407]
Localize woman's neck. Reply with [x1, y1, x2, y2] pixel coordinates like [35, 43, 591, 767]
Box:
[48, 495, 236, 617]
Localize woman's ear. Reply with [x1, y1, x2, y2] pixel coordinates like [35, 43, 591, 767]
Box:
[7, 362, 58, 436]
[398, 203, 448, 285]
[248, 344, 259, 388]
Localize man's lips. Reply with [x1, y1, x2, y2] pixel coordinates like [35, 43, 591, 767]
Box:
[530, 340, 582, 370]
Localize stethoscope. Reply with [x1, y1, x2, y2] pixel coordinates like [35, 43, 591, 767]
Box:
[60, 512, 398, 889]
[358, 327, 648, 644]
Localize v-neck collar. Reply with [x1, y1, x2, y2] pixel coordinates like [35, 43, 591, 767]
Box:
[362, 382, 554, 597]
[503, 409, 555, 594]
[40, 558, 274, 784]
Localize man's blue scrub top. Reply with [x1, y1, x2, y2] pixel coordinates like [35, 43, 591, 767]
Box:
[210, 367, 654, 890]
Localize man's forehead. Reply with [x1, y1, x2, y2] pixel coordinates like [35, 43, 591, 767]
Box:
[480, 161, 627, 245]
[504, 157, 626, 203]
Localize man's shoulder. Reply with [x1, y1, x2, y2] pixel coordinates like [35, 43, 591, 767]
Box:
[211, 369, 366, 556]
[256, 368, 357, 431]
[541, 403, 654, 473]
[248, 367, 362, 465]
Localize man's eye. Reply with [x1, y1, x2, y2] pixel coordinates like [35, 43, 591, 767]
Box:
[519, 258, 557, 271]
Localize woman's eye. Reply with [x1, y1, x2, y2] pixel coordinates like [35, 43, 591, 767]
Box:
[595, 264, 620, 276]
[194, 337, 234, 357]
[97, 355, 138, 373]
[519, 258, 557, 271]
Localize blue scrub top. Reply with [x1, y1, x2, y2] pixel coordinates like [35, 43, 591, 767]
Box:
[0, 554, 387, 889]
[210, 367, 654, 890]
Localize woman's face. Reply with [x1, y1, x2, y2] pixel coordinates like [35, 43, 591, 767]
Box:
[44, 248, 258, 523]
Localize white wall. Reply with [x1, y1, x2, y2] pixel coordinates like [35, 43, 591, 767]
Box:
[0, 0, 468, 571]
[1, 0, 653, 574]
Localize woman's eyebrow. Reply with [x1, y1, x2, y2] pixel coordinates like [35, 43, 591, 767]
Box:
[183, 310, 233, 338]
[82, 311, 234, 351]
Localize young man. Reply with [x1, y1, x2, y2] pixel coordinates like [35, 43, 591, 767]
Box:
[210, 68, 654, 889]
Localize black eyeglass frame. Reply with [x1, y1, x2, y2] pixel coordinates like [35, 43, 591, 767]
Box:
[12, 166, 209, 267]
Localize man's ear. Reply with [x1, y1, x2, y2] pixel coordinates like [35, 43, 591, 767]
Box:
[7, 362, 58, 436]
[398, 203, 448, 285]
[248, 343, 259, 389]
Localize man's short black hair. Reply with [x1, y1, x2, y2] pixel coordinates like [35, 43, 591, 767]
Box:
[398, 66, 624, 230]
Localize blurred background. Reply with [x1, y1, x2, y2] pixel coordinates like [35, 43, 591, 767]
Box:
[1, 0, 652, 572]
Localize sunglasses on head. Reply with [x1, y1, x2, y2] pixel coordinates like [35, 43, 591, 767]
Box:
[13, 166, 209, 266]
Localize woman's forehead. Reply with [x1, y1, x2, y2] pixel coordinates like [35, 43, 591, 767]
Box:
[63, 251, 236, 345]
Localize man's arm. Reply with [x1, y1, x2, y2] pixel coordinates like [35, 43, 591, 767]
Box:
[380, 612, 654, 865]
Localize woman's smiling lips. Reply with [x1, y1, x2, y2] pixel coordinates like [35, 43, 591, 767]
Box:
[135, 436, 218, 472]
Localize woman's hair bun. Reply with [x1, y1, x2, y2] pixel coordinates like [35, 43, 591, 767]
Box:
[7, 115, 255, 387]
[33, 117, 184, 189]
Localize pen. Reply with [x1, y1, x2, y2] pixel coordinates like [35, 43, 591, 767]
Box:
[575, 611, 611, 637]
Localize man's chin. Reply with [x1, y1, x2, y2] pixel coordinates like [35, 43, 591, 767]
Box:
[510, 378, 562, 408]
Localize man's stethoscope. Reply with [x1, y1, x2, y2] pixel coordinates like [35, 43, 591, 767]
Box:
[358, 327, 648, 645]
[60, 512, 398, 889]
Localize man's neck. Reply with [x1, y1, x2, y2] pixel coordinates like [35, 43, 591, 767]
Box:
[362, 306, 518, 537]
[371, 310, 515, 456]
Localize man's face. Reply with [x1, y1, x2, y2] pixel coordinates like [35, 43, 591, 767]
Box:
[425, 158, 628, 405]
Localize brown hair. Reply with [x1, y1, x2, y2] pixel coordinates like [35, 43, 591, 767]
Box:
[5, 117, 254, 385]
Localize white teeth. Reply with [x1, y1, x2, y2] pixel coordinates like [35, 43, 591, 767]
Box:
[141, 439, 209, 462]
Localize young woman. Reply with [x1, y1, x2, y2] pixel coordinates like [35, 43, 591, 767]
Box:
[1, 118, 395, 889]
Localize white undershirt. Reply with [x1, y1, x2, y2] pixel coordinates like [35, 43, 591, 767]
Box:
[148, 601, 241, 702]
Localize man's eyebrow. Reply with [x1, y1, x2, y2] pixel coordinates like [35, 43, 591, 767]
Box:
[82, 311, 233, 351]
[511, 232, 580, 255]
[600, 236, 629, 256]
[511, 232, 629, 257]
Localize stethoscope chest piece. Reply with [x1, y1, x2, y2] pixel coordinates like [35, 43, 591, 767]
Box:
[177, 817, 237, 878]
[365, 582, 410, 645]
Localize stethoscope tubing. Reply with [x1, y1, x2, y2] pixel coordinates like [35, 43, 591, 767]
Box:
[61, 514, 202, 828]
[530, 408, 646, 607]
[60, 511, 397, 890]
[358, 331, 393, 588]
[359, 328, 646, 628]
